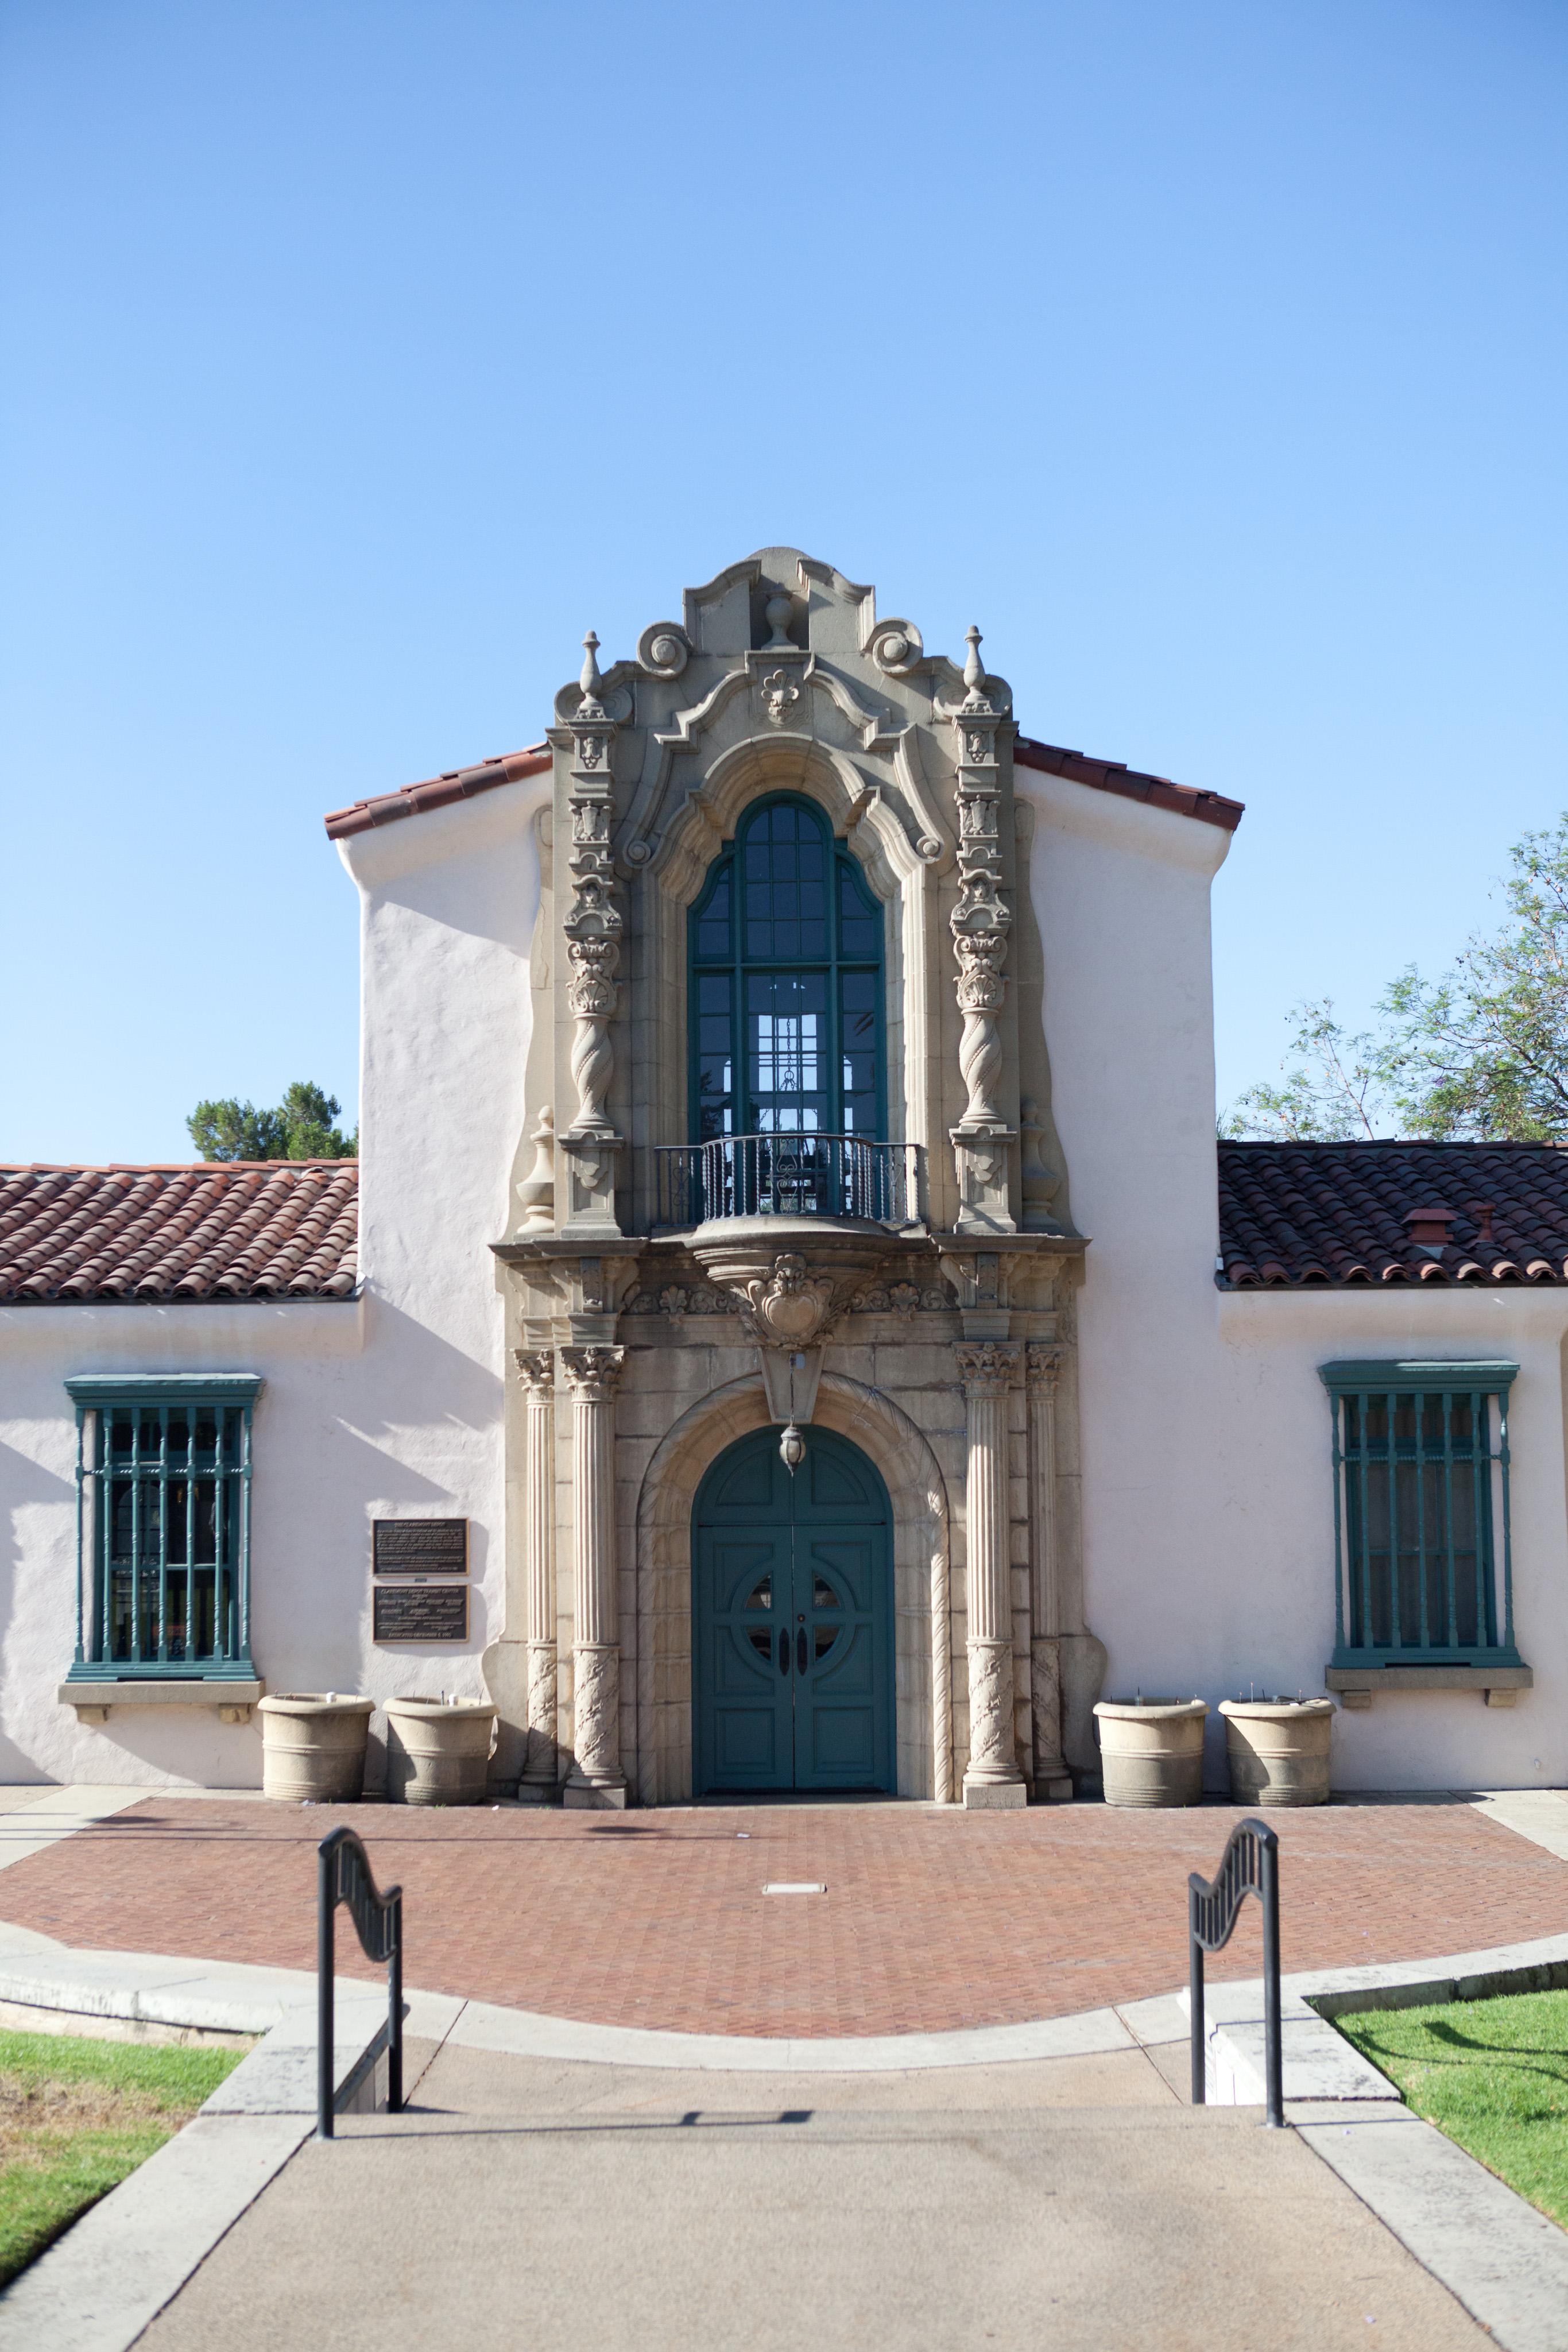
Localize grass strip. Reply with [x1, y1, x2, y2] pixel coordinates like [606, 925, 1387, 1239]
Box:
[1334, 1987, 1568, 2231]
[0, 2026, 246, 2287]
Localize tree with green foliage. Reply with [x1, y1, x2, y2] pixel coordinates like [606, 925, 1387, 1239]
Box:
[187, 1080, 357, 1162]
[1223, 817, 1568, 1144]
[1219, 999, 1392, 1141]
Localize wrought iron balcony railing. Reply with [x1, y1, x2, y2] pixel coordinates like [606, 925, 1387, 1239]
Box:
[651, 1134, 924, 1231]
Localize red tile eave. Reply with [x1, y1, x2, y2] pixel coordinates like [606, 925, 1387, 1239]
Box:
[1013, 736, 1245, 834]
[323, 745, 552, 840]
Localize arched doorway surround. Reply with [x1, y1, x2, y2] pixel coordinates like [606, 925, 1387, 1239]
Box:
[633, 1372, 951, 1805]
[694, 1424, 893, 1796]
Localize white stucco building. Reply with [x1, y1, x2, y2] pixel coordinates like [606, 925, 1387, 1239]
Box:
[3, 549, 1562, 1798]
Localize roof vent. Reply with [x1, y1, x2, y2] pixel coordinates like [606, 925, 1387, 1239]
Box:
[1467, 1200, 1496, 1244]
[1404, 1204, 1455, 1257]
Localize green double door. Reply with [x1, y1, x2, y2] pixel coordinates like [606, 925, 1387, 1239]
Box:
[694, 1426, 894, 1796]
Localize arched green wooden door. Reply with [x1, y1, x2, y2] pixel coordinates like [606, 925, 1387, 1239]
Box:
[694, 1426, 894, 1796]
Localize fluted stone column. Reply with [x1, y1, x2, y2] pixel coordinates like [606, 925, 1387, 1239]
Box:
[514, 1349, 559, 1801]
[957, 1341, 1026, 1809]
[1026, 1344, 1073, 1801]
[560, 1345, 626, 1808]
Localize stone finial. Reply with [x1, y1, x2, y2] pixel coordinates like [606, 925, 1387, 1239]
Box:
[962, 624, 986, 703]
[763, 591, 795, 649]
[579, 630, 604, 708]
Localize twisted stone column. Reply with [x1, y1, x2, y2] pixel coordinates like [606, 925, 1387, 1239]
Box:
[956, 1341, 1025, 1808]
[560, 1345, 626, 1808]
[514, 1350, 559, 1798]
[1026, 1344, 1073, 1802]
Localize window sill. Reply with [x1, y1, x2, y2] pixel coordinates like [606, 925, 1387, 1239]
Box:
[1325, 1664, 1532, 1711]
[58, 1679, 265, 1726]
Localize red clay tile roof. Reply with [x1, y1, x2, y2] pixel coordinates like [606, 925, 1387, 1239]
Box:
[1015, 736, 1244, 832]
[0, 1164, 358, 1303]
[1219, 1140, 1568, 1287]
[324, 745, 551, 840]
[324, 734, 1242, 841]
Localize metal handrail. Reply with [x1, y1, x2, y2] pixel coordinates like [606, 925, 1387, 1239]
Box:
[1188, 1817, 1283, 2127]
[651, 1134, 924, 1229]
[317, 1827, 403, 2141]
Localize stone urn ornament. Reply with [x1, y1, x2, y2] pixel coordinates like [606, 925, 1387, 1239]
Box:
[257, 1693, 373, 1803]
[1219, 1696, 1334, 1806]
[1093, 1697, 1209, 1808]
[384, 1694, 498, 1806]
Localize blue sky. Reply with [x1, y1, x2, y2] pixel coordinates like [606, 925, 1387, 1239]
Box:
[2, 0, 1563, 1162]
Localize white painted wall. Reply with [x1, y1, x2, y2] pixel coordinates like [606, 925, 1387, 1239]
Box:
[1020, 769, 1568, 1792]
[0, 775, 547, 1786]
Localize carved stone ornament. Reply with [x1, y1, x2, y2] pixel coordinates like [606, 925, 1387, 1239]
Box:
[512, 1347, 556, 1396]
[559, 1344, 626, 1402]
[954, 1340, 1020, 1396]
[761, 669, 800, 726]
[736, 1253, 841, 1349]
[562, 631, 623, 1150]
[636, 620, 690, 678]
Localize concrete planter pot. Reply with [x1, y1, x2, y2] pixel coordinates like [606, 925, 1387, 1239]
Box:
[385, 1696, 498, 1806]
[1093, 1699, 1208, 1808]
[257, 1694, 373, 1802]
[1219, 1697, 1335, 1807]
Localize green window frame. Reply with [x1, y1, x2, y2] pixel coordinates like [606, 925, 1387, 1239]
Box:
[688, 793, 886, 1145]
[1319, 1360, 1521, 1670]
[64, 1374, 261, 1682]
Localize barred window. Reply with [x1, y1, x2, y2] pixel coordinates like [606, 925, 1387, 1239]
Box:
[64, 1374, 261, 1684]
[1319, 1361, 1521, 1669]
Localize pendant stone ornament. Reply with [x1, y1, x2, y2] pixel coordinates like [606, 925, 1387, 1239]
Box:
[561, 631, 624, 1235]
[947, 625, 1016, 1235]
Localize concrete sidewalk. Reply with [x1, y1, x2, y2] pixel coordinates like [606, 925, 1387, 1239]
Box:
[133, 2038, 1490, 2352]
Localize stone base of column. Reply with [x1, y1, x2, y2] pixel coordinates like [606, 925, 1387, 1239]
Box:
[1031, 1634, 1075, 1802]
[520, 1642, 559, 1801]
[962, 1773, 1027, 1810]
[565, 1641, 624, 1810]
[963, 1636, 1026, 1810]
[563, 1775, 628, 1810]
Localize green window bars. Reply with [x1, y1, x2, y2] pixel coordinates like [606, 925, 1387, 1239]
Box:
[64, 1374, 262, 1683]
[1319, 1361, 1521, 1670]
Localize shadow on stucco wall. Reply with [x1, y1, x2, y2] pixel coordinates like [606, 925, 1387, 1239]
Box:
[0, 1436, 74, 1780]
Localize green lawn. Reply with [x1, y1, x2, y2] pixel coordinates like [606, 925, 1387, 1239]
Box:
[0, 2027, 247, 2286]
[1333, 1988, 1568, 2230]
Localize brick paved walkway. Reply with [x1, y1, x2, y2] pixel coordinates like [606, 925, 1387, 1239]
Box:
[1, 1796, 1564, 2037]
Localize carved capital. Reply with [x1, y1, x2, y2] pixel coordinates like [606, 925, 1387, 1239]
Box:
[1024, 1344, 1062, 1394]
[954, 1340, 1020, 1397]
[513, 1347, 556, 1398]
[559, 1345, 626, 1402]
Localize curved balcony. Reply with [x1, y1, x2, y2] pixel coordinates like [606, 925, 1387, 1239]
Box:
[651, 1134, 925, 1233]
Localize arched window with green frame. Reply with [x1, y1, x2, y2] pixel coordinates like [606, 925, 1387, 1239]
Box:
[688, 796, 885, 1148]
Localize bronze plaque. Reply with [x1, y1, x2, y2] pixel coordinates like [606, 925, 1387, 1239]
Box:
[372, 1518, 468, 1577]
[373, 1582, 469, 1644]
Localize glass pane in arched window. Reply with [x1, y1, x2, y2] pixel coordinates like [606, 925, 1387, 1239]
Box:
[839, 860, 879, 958]
[744, 804, 827, 959]
[748, 972, 827, 1132]
[696, 868, 731, 961]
